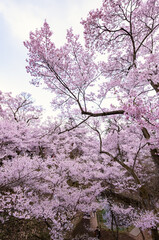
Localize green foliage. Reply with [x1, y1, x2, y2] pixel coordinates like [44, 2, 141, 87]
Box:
[97, 210, 107, 229]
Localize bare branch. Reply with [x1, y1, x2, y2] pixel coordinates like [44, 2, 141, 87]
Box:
[59, 116, 90, 134]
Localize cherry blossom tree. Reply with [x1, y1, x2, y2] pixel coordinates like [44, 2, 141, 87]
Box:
[1, 92, 42, 124]
[0, 120, 103, 240]
[1, 114, 158, 239]
[2, 0, 158, 239]
[0, 91, 45, 164]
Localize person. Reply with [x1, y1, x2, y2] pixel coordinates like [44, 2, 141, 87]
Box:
[94, 226, 101, 239]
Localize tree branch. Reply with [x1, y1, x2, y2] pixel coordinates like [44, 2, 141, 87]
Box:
[100, 188, 142, 209]
[59, 116, 90, 134]
[81, 109, 124, 117]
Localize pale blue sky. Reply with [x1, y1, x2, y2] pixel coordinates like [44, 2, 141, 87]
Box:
[0, 0, 102, 116]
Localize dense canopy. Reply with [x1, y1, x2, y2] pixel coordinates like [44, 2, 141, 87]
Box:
[1, 0, 159, 239]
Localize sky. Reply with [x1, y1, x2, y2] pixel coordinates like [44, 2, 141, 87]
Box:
[0, 0, 102, 117]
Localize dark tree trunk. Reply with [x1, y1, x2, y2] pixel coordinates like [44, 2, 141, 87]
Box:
[111, 211, 119, 240]
[139, 228, 145, 240]
[113, 213, 119, 240]
[151, 149, 159, 166]
[151, 227, 159, 240]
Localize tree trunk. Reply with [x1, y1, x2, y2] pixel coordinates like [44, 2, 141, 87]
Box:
[151, 227, 159, 240]
[111, 211, 119, 240]
[139, 228, 145, 240]
[114, 213, 119, 240]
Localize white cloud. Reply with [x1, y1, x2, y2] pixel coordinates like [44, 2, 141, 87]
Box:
[0, 0, 102, 44]
[65, 0, 102, 44]
[0, 0, 45, 41]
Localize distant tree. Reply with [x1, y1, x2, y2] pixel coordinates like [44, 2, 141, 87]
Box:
[1, 92, 42, 124]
